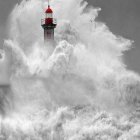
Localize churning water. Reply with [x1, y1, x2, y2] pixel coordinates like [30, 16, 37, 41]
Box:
[0, 0, 140, 139]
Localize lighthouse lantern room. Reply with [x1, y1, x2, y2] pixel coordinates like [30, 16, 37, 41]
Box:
[41, 1, 57, 44]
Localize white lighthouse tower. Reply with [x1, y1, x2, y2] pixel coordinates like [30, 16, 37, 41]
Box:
[41, 1, 57, 46]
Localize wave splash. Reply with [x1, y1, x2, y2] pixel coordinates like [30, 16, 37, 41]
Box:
[0, 0, 140, 139]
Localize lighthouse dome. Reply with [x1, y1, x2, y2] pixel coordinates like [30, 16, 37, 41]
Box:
[45, 6, 53, 13]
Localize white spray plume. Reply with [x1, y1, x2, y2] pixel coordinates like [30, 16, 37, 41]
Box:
[4, 0, 140, 112]
[0, 0, 140, 139]
[5, 0, 140, 112]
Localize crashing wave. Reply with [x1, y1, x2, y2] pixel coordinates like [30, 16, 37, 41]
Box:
[0, 0, 140, 139]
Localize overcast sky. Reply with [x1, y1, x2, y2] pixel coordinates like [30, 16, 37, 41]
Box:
[0, 0, 140, 74]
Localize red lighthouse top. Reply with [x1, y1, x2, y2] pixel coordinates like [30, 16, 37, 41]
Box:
[45, 5, 53, 13]
[41, 0, 57, 28]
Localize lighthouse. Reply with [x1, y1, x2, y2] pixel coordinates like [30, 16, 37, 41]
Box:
[41, 1, 57, 45]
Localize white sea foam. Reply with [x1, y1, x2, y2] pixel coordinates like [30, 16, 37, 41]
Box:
[0, 0, 140, 139]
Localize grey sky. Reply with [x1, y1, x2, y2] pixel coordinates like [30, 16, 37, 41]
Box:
[0, 0, 140, 73]
[88, 0, 140, 74]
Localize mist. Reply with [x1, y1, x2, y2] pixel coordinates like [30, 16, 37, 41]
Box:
[0, 0, 140, 139]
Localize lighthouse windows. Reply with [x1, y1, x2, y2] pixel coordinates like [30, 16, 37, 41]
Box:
[46, 13, 53, 18]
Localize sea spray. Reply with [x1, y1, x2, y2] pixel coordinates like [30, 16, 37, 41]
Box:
[0, 0, 140, 139]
